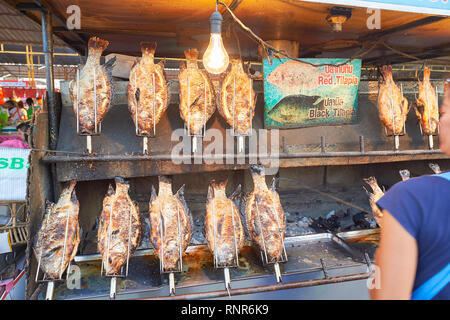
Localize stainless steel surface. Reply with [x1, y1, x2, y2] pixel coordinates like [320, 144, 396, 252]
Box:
[47, 229, 378, 300]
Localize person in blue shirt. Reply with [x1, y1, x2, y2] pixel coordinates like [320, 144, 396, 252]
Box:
[370, 75, 450, 300]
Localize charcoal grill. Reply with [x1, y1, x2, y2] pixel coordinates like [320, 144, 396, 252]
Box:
[26, 59, 450, 300]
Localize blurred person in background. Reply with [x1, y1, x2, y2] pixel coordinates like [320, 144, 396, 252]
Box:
[370, 75, 450, 300]
[8, 99, 27, 124]
[25, 97, 34, 120]
[0, 122, 30, 149]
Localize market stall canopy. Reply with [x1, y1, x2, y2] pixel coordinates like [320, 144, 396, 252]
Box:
[0, 0, 79, 79]
[5, 0, 448, 66]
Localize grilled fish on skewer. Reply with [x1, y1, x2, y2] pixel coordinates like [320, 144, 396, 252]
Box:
[98, 177, 142, 276]
[127, 42, 168, 136]
[363, 177, 385, 227]
[204, 180, 245, 267]
[245, 165, 286, 263]
[414, 67, 439, 136]
[219, 59, 256, 135]
[377, 65, 409, 135]
[178, 49, 216, 135]
[69, 37, 115, 135]
[149, 176, 192, 272]
[399, 169, 411, 181]
[429, 163, 442, 174]
[33, 180, 80, 279]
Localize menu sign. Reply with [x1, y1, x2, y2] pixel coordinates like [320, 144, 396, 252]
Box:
[263, 58, 361, 129]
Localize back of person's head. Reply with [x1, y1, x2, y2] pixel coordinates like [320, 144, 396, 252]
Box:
[17, 100, 24, 109]
[3, 100, 16, 109]
[26, 98, 34, 107]
[16, 122, 30, 142]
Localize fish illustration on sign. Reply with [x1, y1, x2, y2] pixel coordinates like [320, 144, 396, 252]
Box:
[267, 60, 327, 95]
[267, 94, 323, 124]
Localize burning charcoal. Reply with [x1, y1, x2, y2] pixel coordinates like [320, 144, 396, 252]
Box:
[346, 208, 352, 217]
[352, 212, 371, 229]
[311, 216, 340, 233]
[326, 210, 336, 219]
[336, 210, 346, 218]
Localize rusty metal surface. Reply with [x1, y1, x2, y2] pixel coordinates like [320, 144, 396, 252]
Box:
[43, 229, 377, 300]
[26, 111, 55, 299]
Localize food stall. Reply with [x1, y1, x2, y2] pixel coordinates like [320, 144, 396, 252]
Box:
[4, 0, 449, 299]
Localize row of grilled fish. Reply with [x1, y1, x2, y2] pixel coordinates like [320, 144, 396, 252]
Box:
[377, 65, 439, 136]
[33, 164, 285, 279]
[363, 163, 442, 228]
[69, 37, 255, 137]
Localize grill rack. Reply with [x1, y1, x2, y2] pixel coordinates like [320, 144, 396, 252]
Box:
[99, 199, 133, 300]
[378, 82, 407, 151]
[157, 203, 185, 296]
[75, 68, 102, 154]
[133, 71, 158, 154]
[229, 76, 256, 153]
[34, 204, 73, 300]
[254, 198, 288, 284]
[184, 75, 209, 153]
[415, 86, 440, 150]
[210, 198, 242, 296]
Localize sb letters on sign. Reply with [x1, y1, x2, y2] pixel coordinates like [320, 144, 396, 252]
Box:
[263, 58, 361, 129]
[0, 147, 31, 201]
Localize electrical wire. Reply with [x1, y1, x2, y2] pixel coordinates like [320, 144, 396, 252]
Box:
[216, 0, 443, 68]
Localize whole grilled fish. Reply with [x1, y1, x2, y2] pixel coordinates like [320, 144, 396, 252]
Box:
[219, 59, 256, 135]
[267, 60, 326, 95]
[33, 180, 80, 279]
[149, 176, 192, 272]
[69, 37, 115, 135]
[127, 42, 168, 136]
[377, 65, 409, 135]
[98, 177, 142, 276]
[178, 48, 216, 135]
[363, 177, 384, 227]
[245, 165, 286, 263]
[414, 67, 439, 135]
[268, 94, 323, 124]
[204, 180, 245, 267]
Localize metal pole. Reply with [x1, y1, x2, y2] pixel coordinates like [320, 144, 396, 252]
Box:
[41, 9, 57, 150]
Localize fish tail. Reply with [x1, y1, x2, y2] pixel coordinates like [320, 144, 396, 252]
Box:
[211, 179, 227, 192]
[423, 67, 430, 82]
[184, 48, 199, 60]
[380, 65, 393, 81]
[141, 41, 157, 56]
[158, 175, 173, 191]
[88, 36, 109, 53]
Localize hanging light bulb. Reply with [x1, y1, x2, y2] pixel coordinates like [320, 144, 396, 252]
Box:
[203, 8, 229, 74]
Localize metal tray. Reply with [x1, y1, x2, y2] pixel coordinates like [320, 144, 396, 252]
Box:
[43, 229, 379, 300]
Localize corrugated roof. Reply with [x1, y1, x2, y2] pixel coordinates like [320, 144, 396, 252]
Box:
[0, 0, 68, 47]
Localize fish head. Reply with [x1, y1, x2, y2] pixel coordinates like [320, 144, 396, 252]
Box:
[162, 241, 181, 271]
[215, 243, 236, 266]
[264, 232, 284, 263]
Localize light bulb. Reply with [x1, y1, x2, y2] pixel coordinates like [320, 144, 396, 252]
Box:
[203, 9, 229, 74]
[203, 33, 229, 74]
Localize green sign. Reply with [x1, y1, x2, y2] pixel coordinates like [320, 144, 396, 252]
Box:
[263, 58, 361, 129]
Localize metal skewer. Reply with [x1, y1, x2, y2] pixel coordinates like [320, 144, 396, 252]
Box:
[110, 277, 117, 300]
[45, 281, 55, 300]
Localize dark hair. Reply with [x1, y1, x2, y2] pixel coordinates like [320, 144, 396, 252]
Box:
[17, 100, 24, 108]
[16, 122, 30, 142]
[26, 98, 34, 107]
[3, 100, 16, 108]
